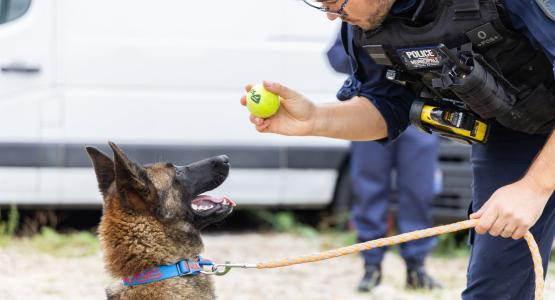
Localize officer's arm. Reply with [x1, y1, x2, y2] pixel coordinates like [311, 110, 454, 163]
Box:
[472, 129, 555, 238]
[313, 96, 388, 141]
[522, 130, 555, 196]
[504, 1, 555, 72]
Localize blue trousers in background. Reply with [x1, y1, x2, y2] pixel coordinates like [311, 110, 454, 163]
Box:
[462, 132, 555, 299]
[350, 126, 439, 267]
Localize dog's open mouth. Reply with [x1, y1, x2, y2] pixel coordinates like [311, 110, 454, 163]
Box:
[191, 195, 236, 212]
[189, 194, 236, 229]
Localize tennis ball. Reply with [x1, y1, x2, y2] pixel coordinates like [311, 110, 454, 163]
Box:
[246, 84, 280, 118]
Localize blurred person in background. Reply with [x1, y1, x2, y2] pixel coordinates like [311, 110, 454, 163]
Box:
[327, 32, 442, 292]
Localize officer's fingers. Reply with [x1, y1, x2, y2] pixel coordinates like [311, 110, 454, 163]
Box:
[470, 201, 490, 219]
[263, 81, 298, 99]
[475, 211, 498, 235]
[241, 84, 255, 106]
[511, 227, 528, 240]
[249, 115, 265, 126]
[255, 123, 270, 133]
[500, 225, 516, 239]
[254, 118, 271, 132]
[488, 218, 507, 237]
[469, 211, 482, 219]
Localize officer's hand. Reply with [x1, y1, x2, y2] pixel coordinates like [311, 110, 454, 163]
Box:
[240, 81, 319, 136]
[470, 179, 552, 239]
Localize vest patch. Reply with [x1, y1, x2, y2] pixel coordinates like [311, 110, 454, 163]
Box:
[362, 45, 393, 65]
[466, 23, 503, 48]
[396, 47, 443, 70]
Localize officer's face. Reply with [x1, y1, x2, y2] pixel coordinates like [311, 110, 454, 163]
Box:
[326, 0, 395, 31]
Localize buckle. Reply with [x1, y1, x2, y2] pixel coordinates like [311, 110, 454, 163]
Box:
[176, 260, 191, 276]
[177, 259, 206, 276]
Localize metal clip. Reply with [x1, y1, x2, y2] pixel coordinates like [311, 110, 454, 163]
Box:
[201, 261, 257, 276]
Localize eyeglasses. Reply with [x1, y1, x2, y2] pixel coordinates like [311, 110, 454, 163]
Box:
[302, 0, 350, 17]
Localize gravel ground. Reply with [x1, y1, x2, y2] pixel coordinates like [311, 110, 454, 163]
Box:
[1, 232, 555, 300]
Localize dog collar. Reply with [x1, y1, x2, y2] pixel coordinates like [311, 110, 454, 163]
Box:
[123, 256, 214, 286]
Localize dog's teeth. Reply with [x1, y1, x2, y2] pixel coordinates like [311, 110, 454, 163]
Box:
[192, 202, 215, 211]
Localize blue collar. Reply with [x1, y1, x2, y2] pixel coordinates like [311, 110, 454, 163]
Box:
[123, 257, 214, 286]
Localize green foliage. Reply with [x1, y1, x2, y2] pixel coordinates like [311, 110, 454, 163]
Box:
[247, 209, 319, 238]
[26, 227, 99, 257]
[0, 204, 19, 247]
[0, 205, 98, 256]
[318, 229, 358, 251]
[6, 204, 19, 236]
[433, 232, 469, 257]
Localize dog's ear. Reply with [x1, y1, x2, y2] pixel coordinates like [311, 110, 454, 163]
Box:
[108, 142, 155, 208]
[86, 146, 115, 199]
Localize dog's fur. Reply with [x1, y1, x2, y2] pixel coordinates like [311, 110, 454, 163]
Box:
[86, 142, 234, 300]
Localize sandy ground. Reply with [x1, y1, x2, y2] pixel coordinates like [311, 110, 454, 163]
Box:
[1, 232, 555, 300]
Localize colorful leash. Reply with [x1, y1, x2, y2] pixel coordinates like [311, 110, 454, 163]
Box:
[203, 219, 544, 300]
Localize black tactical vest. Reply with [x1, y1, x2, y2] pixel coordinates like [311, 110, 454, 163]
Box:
[354, 0, 555, 135]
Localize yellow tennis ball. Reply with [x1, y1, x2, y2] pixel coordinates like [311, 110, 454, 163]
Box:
[246, 84, 280, 118]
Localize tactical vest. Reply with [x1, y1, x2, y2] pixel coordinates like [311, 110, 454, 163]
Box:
[354, 0, 555, 135]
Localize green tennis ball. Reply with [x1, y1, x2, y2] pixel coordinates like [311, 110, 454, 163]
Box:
[246, 84, 280, 118]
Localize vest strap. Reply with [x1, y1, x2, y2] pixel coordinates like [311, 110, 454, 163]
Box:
[454, 0, 481, 20]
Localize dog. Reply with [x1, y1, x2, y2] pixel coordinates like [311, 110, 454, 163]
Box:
[86, 142, 235, 299]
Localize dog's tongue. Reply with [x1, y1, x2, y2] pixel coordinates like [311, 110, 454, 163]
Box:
[192, 195, 236, 207]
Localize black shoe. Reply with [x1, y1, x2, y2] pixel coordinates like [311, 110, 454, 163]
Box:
[406, 265, 442, 290]
[358, 264, 382, 292]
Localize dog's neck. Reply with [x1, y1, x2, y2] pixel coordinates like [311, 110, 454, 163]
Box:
[99, 202, 204, 278]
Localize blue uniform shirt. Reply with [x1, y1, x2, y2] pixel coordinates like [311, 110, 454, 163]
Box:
[336, 0, 555, 143]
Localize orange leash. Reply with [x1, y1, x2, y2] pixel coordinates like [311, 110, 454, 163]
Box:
[252, 220, 544, 300]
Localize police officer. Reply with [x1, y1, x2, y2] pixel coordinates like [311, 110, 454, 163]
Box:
[240, 0, 555, 298]
[327, 32, 442, 291]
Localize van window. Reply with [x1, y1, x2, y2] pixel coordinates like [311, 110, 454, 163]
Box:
[0, 0, 31, 24]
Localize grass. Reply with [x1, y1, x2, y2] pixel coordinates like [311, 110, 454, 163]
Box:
[2, 227, 100, 257]
[247, 209, 320, 238]
[3, 207, 468, 259]
[21, 227, 99, 257]
[0, 204, 99, 257]
[0, 204, 19, 247]
[247, 209, 470, 258]
[433, 232, 470, 258]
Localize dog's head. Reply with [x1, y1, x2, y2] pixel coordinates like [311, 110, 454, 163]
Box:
[87, 142, 235, 229]
[86, 142, 235, 276]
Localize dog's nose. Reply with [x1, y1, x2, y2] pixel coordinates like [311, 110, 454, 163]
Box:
[218, 155, 230, 164]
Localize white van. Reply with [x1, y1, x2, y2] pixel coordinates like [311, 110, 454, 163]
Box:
[0, 0, 351, 208]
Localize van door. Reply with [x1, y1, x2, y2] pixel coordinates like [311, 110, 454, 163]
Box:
[55, 0, 346, 206]
[0, 0, 54, 204]
[56, 0, 293, 204]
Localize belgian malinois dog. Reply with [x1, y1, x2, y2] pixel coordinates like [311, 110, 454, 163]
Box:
[86, 142, 235, 299]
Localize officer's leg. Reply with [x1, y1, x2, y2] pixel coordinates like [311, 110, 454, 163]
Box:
[394, 127, 442, 289]
[350, 140, 393, 292]
[395, 127, 439, 266]
[350, 140, 393, 266]
[463, 136, 555, 299]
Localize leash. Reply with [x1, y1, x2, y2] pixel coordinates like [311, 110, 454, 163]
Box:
[203, 219, 544, 300]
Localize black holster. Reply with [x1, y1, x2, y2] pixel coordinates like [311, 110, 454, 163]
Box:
[439, 56, 555, 135]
